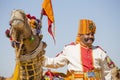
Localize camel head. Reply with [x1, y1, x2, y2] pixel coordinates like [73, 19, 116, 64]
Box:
[9, 9, 33, 42]
[6, 9, 43, 56]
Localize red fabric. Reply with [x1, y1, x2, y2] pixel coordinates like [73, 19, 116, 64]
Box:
[41, 0, 56, 44]
[48, 18, 55, 43]
[45, 69, 53, 80]
[81, 47, 94, 72]
[26, 14, 36, 19]
[41, 9, 55, 44]
[5, 29, 10, 38]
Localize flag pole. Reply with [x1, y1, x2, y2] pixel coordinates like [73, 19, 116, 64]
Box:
[39, 9, 43, 28]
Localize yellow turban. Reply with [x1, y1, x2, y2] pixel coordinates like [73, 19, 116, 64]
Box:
[76, 19, 96, 43]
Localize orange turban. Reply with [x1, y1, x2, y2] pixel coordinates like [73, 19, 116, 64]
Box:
[76, 19, 96, 43]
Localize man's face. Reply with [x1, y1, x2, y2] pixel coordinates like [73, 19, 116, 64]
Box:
[80, 33, 95, 47]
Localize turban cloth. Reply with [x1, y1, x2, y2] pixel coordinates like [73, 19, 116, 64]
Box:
[76, 19, 96, 43]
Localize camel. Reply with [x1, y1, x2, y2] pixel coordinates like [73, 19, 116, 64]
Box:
[0, 9, 46, 80]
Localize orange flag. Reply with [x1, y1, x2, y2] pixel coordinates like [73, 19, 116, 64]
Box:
[41, 0, 55, 44]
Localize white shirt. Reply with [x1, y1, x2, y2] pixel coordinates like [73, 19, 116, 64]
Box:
[43, 43, 115, 80]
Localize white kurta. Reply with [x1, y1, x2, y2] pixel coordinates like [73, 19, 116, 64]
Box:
[43, 43, 115, 80]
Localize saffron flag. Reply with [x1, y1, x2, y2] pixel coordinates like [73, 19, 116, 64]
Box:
[41, 0, 55, 43]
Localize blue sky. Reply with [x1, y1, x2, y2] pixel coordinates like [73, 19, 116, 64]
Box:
[0, 0, 120, 77]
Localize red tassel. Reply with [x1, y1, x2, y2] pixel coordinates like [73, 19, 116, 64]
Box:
[5, 29, 10, 38]
[26, 14, 31, 19]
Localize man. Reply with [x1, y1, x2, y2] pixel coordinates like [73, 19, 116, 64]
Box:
[43, 19, 117, 80]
